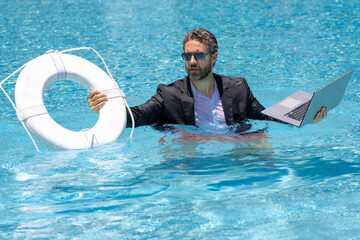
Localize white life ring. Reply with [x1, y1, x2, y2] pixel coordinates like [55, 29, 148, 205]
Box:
[14, 52, 127, 150]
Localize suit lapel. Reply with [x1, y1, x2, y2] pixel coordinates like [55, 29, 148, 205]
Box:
[181, 77, 195, 125]
[180, 74, 235, 126]
[215, 74, 234, 125]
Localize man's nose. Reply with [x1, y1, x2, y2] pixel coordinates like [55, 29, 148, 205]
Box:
[189, 55, 197, 63]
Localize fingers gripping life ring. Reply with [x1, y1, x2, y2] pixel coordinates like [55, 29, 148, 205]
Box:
[14, 52, 127, 150]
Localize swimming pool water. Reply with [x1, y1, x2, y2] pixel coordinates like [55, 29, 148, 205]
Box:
[1, 0, 360, 239]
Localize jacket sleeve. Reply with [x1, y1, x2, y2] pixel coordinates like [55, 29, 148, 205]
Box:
[244, 81, 283, 122]
[243, 80, 274, 121]
[126, 84, 165, 127]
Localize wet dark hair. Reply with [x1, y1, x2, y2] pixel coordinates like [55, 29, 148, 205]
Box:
[183, 28, 218, 54]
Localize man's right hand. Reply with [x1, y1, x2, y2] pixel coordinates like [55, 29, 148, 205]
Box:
[87, 90, 108, 114]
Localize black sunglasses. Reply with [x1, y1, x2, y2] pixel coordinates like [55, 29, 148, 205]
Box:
[181, 52, 211, 61]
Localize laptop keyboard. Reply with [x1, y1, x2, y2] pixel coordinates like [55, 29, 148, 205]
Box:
[285, 101, 310, 121]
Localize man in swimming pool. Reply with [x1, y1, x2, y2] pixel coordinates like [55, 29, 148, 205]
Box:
[88, 28, 327, 128]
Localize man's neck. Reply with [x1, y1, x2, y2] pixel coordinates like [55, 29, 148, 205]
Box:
[190, 73, 215, 99]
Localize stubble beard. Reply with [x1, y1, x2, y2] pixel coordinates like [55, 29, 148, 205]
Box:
[186, 62, 212, 81]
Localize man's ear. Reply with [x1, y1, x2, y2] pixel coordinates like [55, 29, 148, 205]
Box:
[212, 52, 218, 66]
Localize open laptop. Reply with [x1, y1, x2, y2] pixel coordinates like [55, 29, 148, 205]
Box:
[261, 70, 353, 127]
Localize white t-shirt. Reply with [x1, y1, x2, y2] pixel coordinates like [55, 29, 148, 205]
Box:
[190, 81, 226, 127]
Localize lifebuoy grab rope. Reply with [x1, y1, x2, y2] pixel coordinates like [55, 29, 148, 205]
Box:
[0, 48, 134, 151]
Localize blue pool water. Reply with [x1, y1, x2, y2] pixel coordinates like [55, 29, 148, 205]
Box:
[1, 0, 360, 239]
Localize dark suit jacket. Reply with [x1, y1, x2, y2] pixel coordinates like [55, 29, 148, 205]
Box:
[126, 73, 270, 127]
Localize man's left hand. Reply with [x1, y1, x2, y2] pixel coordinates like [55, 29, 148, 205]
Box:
[310, 106, 328, 124]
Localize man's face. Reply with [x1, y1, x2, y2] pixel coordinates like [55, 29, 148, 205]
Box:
[184, 40, 217, 81]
